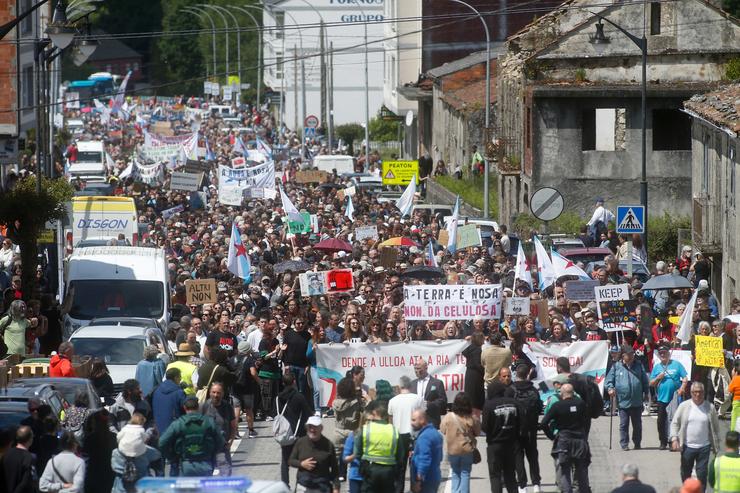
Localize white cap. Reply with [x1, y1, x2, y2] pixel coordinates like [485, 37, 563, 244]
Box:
[306, 416, 322, 427]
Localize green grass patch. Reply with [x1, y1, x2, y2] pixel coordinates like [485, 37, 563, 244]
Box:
[435, 175, 498, 217]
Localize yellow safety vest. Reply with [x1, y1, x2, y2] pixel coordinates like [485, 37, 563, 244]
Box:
[167, 360, 197, 396]
[362, 421, 398, 465]
[714, 455, 740, 493]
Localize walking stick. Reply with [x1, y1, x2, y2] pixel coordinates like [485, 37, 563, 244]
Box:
[609, 394, 615, 450]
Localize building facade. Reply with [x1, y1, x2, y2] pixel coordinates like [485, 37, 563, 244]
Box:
[496, 0, 740, 226]
[684, 84, 739, 311]
[262, 0, 385, 129]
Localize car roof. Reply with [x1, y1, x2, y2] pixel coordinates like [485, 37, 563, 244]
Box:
[559, 247, 612, 256]
[89, 317, 159, 327]
[0, 385, 54, 398]
[69, 325, 152, 338]
[12, 377, 91, 387]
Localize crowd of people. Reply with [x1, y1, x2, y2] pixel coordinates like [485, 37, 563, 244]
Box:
[0, 92, 739, 493]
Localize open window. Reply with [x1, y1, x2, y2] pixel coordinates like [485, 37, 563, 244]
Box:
[582, 108, 626, 151]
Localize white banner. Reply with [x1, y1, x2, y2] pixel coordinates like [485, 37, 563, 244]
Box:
[316, 340, 469, 407]
[354, 225, 378, 242]
[141, 131, 198, 163]
[161, 204, 184, 220]
[504, 297, 531, 316]
[403, 284, 502, 320]
[218, 161, 275, 191]
[219, 187, 244, 206]
[133, 159, 163, 185]
[525, 340, 609, 391]
[170, 172, 202, 192]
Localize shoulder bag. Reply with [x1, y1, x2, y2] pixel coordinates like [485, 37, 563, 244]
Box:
[450, 413, 481, 464]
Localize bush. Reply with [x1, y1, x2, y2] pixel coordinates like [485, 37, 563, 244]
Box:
[435, 175, 498, 217]
[648, 212, 691, 263]
[726, 57, 740, 81]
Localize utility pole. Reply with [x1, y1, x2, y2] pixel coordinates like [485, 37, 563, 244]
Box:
[319, 21, 326, 136]
[301, 58, 307, 160]
[328, 41, 334, 152]
[293, 45, 298, 133]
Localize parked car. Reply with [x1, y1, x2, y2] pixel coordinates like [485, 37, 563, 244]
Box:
[585, 260, 650, 283]
[69, 324, 173, 394]
[559, 247, 613, 265]
[88, 317, 162, 330]
[0, 384, 68, 429]
[550, 235, 585, 251]
[10, 377, 101, 409]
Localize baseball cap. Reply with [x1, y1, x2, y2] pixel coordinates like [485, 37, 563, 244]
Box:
[306, 416, 322, 427]
[609, 345, 621, 353]
[657, 343, 671, 352]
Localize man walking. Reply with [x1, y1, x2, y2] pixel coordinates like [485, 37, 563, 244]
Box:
[482, 381, 522, 493]
[605, 346, 649, 450]
[354, 400, 404, 493]
[649, 343, 688, 450]
[201, 382, 237, 476]
[506, 363, 543, 493]
[388, 376, 424, 493]
[410, 360, 447, 424]
[288, 416, 340, 493]
[540, 383, 591, 493]
[167, 343, 200, 396]
[410, 410, 443, 493]
[670, 382, 721, 490]
[1, 426, 36, 493]
[708, 431, 740, 492]
[610, 464, 656, 493]
[159, 396, 225, 476]
[152, 367, 186, 436]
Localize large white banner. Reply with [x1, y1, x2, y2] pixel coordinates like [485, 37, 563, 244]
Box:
[218, 162, 275, 190]
[525, 340, 609, 391]
[316, 340, 468, 407]
[141, 131, 198, 163]
[403, 284, 502, 320]
[133, 159, 163, 185]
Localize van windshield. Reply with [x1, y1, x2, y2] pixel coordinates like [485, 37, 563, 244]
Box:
[72, 337, 144, 365]
[76, 151, 103, 163]
[68, 280, 164, 319]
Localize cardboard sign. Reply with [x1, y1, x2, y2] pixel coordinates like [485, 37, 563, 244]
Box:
[380, 247, 398, 270]
[326, 269, 354, 293]
[565, 280, 599, 301]
[695, 335, 725, 368]
[456, 224, 482, 249]
[382, 160, 419, 185]
[231, 156, 246, 168]
[355, 225, 379, 242]
[598, 299, 638, 332]
[295, 170, 329, 183]
[531, 299, 550, 328]
[185, 279, 216, 304]
[438, 230, 449, 246]
[505, 297, 531, 316]
[244, 188, 277, 200]
[170, 171, 202, 192]
[595, 283, 632, 331]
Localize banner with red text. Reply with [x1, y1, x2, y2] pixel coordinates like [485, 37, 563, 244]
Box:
[403, 284, 502, 320]
[316, 340, 469, 407]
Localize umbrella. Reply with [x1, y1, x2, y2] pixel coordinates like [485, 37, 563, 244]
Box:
[400, 265, 446, 280]
[274, 259, 311, 274]
[318, 183, 343, 190]
[640, 274, 694, 291]
[379, 237, 419, 248]
[313, 238, 353, 253]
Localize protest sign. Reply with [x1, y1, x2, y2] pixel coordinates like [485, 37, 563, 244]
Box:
[287, 212, 312, 234]
[380, 247, 397, 269]
[231, 157, 246, 168]
[354, 225, 378, 242]
[565, 280, 599, 301]
[381, 160, 419, 185]
[244, 188, 277, 200]
[218, 162, 275, 202]
[595, 283, 631, 331]
[525, 341, 609, 391]
[219, 187, 244, 206]
[184, 279, 216, 304]
[531, 299, 550, 328]
[403, 284, 502, 320]
[295, 170, 329, 183]
[505, 297, 531, 316]
[170, 172, 202, 192]
[141, 130, 197, 163]
[326, 269, 354, 293]
[652, 349, 693, 377]
[695, 335, 725, 367]
[338, 186, 356, 201]
[183, 159, 210, 173]
[598, 299, 638, 332]
[316, 340, 468, 406]
[161, 204, 184, 220]
[456, 224, 482, 249]
[438, 230, 449, 246]
[300, 272, 328, 297]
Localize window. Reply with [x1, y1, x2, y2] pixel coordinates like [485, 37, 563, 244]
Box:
[730, 144, 737, 209]
[702, 133, 710, 193]
[652, 109, 691, 150]
[21, 0, 32, 34]
[526, 107, 531, 149]
[275, 11, 285, 39]
[650, 2, 661, 35]
[391, 55, 396, 86]
[68, 280, 164, 319]
[71, 338, 146, 365]
[276, 52, 284, 79]
[582, 108, 626, 151]
[22, 66, 33, 110]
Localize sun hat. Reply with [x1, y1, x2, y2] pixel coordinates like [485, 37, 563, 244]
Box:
[175, 343, 195, 357]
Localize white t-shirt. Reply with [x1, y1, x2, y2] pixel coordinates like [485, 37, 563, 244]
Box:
[685, 402, 711, 448]
[247, 328, 263, 352]
[388, 392, 425, 434]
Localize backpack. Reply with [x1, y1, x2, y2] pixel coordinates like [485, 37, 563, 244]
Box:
[121, 455, 138, 493]
[572, 374, 604, 419]
[512, 384, 543, 423]
[176, 416, 212, 461]
[273, 396, 301, 446]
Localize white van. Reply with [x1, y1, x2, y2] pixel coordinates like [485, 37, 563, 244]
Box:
[70, 196, 138, 249]
[68, 141, 107, 182]
[62, 246, 170, 339]
[313, 155, 354, 175]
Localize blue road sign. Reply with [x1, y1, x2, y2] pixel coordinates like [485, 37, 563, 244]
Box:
[616, 205, 645, 234]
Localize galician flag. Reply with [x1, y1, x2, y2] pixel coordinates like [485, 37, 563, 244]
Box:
[676, 289, 698, 343]
[446, 195, 460, 254]
[345, 195, 355, 222]
[395, 175, 416, 217]
[426, 241, 438, 267]
[513, 241, 533, 290]
[533, 236, 556, 291]
[256, 137, 273, 160]
[279, 186, 303, 223]
[551, 248, 590, 280]
[227, 223, 251, 281]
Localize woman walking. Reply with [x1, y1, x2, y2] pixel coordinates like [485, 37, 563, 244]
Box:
[440, 393, 480, 493]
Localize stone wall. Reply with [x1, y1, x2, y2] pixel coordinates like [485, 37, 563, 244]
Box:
[425, 179, 483, 218]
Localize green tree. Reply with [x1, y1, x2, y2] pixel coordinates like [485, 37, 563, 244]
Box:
[368, 116, 401, 142]
[156, 0, 207, 95]
[724, 0, 740, 18]
[0, 178, 74, 300]
[335, 123, 364, 155]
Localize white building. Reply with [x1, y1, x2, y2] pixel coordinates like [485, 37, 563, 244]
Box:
[382, 0, 420, 117]
[262, 0, 385, 130]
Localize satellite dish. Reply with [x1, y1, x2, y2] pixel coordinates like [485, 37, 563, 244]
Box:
[405, 110, 414, 127]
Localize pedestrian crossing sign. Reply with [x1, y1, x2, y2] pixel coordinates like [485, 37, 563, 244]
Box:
[616, 205, 645, 234]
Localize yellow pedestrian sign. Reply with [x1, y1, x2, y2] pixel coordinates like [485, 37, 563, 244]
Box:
[382, 160, 419, 185]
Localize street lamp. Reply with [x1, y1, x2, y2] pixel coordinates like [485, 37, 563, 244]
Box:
[198, 4, 230, 77]
[228, 6, 262, 107]
[589, 13, 648, 252]
[45, 0, 75, 49]
[182, 7, 217, 79]
[211, 5, 241, 85]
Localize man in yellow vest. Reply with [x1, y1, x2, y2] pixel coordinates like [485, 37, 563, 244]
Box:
[709, 431, 740, 493]
[167, 343, 199, 396]
[353, 400, 403, 493]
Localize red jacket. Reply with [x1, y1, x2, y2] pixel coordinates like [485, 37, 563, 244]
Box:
[48, 355, 75, 378]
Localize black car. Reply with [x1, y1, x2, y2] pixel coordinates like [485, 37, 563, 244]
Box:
[0, 385, 68, 429]
[10, 377, 101, 410]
